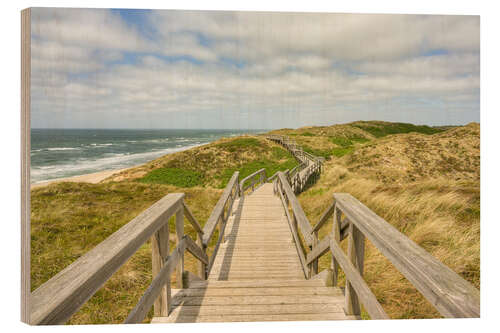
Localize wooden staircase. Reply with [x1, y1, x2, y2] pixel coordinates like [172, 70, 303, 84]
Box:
[30, 135, 479, 325]
[152, 184, 351, 323]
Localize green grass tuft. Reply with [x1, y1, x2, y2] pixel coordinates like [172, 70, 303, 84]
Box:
[215, 138, 261, 152]
[332, 146, 355, 157]
[139, 168, 203, 187]
[352, 122, 443, 138]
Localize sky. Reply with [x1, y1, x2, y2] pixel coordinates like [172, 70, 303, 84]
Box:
[30, 8, 480, 129]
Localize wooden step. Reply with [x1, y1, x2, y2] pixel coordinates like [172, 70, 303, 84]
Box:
[152, 312, 353, 323]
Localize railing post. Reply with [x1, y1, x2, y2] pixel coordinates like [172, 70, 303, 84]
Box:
[331, 204, 341, 287]
[175, 205, 185, 289]
[197, 234, 207, 280]
[344, 222, 365, 316]
[151, 219, 171, 316]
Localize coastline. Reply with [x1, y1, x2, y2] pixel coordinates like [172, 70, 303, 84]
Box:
[30, 167, 131, 189]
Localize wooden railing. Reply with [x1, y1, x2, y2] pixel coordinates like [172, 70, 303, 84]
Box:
[268, 135, 322, 193]
[239, 168, 267, 195]
[30, 172, 240, 325]
[306, 193, 480, 319]
[274, 171, 314, 277]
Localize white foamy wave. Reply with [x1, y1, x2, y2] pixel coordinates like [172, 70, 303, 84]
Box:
[31, 143, 205, 184]
[46, 147, 81, 151]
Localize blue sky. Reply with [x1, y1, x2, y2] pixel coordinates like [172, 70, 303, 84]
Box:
[30, 8, 479, 129]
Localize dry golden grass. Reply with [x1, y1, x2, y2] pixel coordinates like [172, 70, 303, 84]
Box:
[297, 123, 480, 319]
[30, 121, 480, 322]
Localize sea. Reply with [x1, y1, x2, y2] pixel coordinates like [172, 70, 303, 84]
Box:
[31, 129, 264, 184]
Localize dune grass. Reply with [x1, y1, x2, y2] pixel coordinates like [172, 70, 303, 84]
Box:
[295, 123, 480, 319]
[30, 121, 479, 323]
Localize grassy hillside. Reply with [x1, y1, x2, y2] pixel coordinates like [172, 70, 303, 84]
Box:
[30, 121, 480, 322]
[289, 122, 480, 318]
[30, 135, 298, 324]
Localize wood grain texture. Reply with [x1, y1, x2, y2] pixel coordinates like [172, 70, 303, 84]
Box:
[30, 193, 184, 325]
[21, 7, 31, 324]
[334, 193, 480, 318]
[202, 171, 239, 246]
[151, 223, 170, 316]
[330, 239, 388, 319]
[125, 240, 185, 323]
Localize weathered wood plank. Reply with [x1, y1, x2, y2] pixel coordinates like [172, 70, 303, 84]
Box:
[184, 235, 208, 265]
[330, 238, 388, 320]
[30, 193, 185, 325]
[277, 172, 314, 245]
[334, 193, 480, 318]
[202, 172, 239, 246]
[311, 201, 336, 234]
[125, 240, 185, 323]
[153, 312, 351, 323]
[171, 286, 340, 297]
[188, 279, 326, 288]
[163, 302, 343, 316]
[171, 294, 342, 306]
[306, 235, 331, 265]
[183, 202, 203, 236]
[151, 223, 170, 316]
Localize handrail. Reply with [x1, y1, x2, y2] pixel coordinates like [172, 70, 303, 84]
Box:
[202, 171, 239, 246]
[31, 193, 186, 325]
[307, 193, 480, 319]
[31, 171, 242, 325]
[329, 238, 389, 319]
[334, 193, 480, 318]
[276, 172, 314, 246]
[239, 168, 266, 195]
[125, 234, 208, 323]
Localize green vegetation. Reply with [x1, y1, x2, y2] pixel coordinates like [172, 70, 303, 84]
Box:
[351, 121, 443, 138]
[217, 158, 298, 188]
[139, 168, 203, 187]
[31, 182, 222, 324]
[332, 146, 354, 157]
[302, 145, 333, 160]
[215, 137, 260, 152]
[30, 121, 480, 323]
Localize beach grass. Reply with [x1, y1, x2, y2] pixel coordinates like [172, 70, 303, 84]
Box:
[30, 121, 480, 322]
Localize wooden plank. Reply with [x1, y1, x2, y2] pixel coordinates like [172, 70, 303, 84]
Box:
[151, 223, 170, 316]
[183, 202, 203, 236]
[152, 312, 351, 323]
[172, 287, 340, 297]
[311, 201, 336, 234]
[345, 223, 362, 315]
[330, 238, 388, 319]
[334, 193, 480, 318]
[188, 280, 325, 288]
[202, 172, 239, 246]
[277, 172, 313, 245]
[21, 7, 31, 325]
[171, 294, 342, 306]
[30, 193, 184, 325]
[125, 240, 185, 323]
[184, 235, 208, 265]
[278, 185, 308, 276]
[175, 207, 184, 289]
[163, 302, 343, 316]
[306, 235, 331, 265]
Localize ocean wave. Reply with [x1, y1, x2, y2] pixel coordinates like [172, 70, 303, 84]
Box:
[46, 147, 81, 151]
[31, 143, 205, 183]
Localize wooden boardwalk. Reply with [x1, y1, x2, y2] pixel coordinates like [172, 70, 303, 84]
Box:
[152, 184, 351, 323]
[30, 135, 479, 325]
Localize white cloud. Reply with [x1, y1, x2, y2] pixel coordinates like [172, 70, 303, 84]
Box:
[30, 8, 480, 128]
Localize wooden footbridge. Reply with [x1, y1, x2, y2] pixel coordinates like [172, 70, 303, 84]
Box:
[30, 136, 480, 325]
